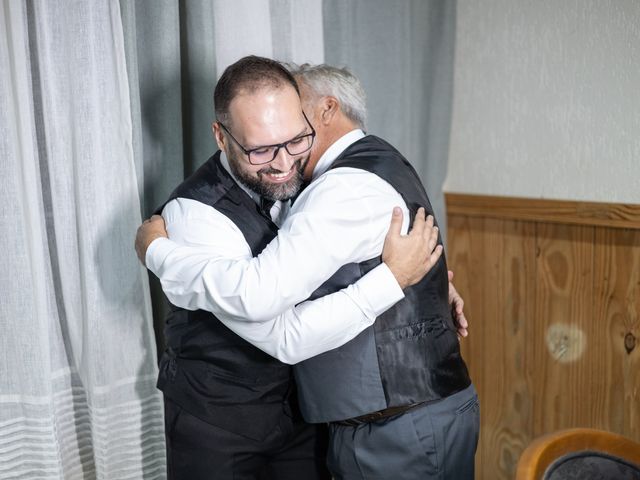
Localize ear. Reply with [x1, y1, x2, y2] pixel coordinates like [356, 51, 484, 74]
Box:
[319, 96, 340, 125]
[212, 121, 226, 151]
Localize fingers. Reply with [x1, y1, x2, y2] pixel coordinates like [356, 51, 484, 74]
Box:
[390, 207, 437, 239]
[383, 206, 444, 290]
[143, 215, 163, 223]
[409, 207, 426, 236]
[135, 215, 168, 267]
[449, 281, 468, 338]
[421, 215, 439, 268]
[134, 223, 148, 266]
[453, 297, 467, 326]
[387, 207, 404, 238]
[416, 210, 440, 272]
[457, 313, 468, 330]
[449, 283, 464, 313]
[454, 304, 469, 338]
[425, 217, 439, 251]
[428, 244, 444, 270]
[455, 296, 465, 315]
[448, 270, 454, 282]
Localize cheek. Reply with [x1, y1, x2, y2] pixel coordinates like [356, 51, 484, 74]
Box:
[310, 141, 322, 159]
[252, 164, 272, 177]
[302, 144, 322, 175]
[229, 147, 260, 176]
[302, 159, 315, 180]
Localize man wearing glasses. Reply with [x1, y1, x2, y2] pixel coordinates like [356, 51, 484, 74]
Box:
[137, 56, 447, 479]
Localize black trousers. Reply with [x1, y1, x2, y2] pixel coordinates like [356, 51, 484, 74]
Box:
[164, 397, 331, 480]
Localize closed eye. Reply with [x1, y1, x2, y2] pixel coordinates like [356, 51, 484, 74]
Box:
[252, 146, 275, 155]
[287, 136, 307, 146]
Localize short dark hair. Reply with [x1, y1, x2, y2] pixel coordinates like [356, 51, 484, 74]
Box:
[214, 56, 299, 125]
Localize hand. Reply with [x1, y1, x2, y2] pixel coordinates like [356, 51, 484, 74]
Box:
[448, 270, 468, 338]
[135, 215, 168, 266]
[382, 207, 443, 290]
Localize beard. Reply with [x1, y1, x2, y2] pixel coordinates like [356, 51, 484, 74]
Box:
[228, 149, 309, 201]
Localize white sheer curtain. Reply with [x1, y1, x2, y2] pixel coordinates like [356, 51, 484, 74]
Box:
[323, 0, 456, 241]
[0, 0, 452, 478]
[213, 0, 324, 71]
[0, 1, 164, 478]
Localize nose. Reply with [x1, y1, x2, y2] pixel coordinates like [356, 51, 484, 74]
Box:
[270, 146, 295, 172]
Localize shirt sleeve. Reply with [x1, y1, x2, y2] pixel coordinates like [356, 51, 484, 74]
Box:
[218, 264, 401, 364]
[147, 196, 404, 364]
[147, 170, 410, 322]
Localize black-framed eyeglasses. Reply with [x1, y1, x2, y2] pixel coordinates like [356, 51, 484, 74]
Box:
[218, 112, 316, 165]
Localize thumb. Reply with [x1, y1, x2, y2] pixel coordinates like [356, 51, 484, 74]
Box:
[387, 207, 404, 237]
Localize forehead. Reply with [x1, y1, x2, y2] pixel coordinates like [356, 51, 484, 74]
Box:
[228, 85, 306, 147]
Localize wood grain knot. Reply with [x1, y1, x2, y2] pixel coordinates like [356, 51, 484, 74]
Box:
[624, 332, 636, 354]
[546, 323, 586, 362]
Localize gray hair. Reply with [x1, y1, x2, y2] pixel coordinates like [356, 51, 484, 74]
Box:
[289, 63, 367, 130]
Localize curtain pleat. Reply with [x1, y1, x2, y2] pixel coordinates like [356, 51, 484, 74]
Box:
[0, 1, 165, 478]
[322, 0, 455, 241]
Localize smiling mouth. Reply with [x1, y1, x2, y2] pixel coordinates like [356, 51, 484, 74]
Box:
[262, 165, 296, 182]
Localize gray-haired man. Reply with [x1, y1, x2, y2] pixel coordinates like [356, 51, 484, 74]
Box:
[289, 63, 479, 479]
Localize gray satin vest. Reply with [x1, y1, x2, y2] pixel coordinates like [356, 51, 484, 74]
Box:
[293, 135, 471, 423]
[155, 153, 294, 441]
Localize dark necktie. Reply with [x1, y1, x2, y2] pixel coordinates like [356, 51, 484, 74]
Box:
[260, 197, 275, 218]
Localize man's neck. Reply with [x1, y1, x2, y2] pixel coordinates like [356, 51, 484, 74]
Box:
[311, 128, 365, 180]
[329, 117, 358, 145]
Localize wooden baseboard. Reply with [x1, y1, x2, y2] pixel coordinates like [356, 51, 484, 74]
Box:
[445, 193, 640, 229]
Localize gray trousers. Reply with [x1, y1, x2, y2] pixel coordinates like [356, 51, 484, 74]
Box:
[327, 384, 479, 480]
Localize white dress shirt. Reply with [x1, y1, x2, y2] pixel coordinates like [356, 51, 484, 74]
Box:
[147, 132, 411, 363]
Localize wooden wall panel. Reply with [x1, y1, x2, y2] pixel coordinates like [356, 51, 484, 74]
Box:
[449, 216, 537, 477]
[446, 194, 640, 480]
[593, 227, 640, 439]
[532, 224, 596, 434]
[448, 215, 488, 474]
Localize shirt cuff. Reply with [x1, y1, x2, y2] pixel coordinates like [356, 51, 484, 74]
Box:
[145, 237, 178, 275]
[353, 263, 405, 318]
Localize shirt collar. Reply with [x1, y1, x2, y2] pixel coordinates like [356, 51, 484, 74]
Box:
[312, 129, 366, 180]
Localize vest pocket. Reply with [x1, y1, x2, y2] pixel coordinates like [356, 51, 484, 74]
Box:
[375, 316, 449, 343]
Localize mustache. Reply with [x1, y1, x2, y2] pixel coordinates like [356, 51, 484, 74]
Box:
[258, 159, 304, 175]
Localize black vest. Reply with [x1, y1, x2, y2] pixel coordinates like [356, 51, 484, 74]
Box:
[293, 135, 471, 422]
[155, 152, 293, 441]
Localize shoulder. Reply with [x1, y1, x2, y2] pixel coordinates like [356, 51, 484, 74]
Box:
[162, 197, 216, 220]
[291, 167, 404, 219]
[162, 197, 241, 232]
[314, 166, 400, 198]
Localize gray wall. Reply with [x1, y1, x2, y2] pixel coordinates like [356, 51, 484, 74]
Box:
[446, 0, 640, 203]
